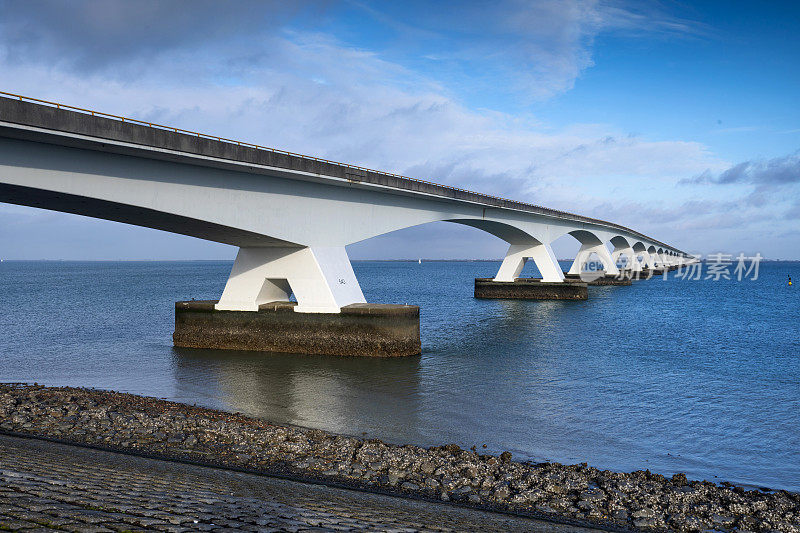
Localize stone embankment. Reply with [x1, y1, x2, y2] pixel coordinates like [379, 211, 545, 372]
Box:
[1, 384, 798, 533]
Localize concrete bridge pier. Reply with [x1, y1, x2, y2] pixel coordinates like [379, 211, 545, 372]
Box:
[475, 242, 587, 300]
[670, 255, 686, 272]
[609, 243, 643, 282]
[611, 242, 643, 273]
[643, 249, 670, 277]
[174, 246, 421, 357]
[561, 234, 631, 285]
[566, 242, 620, 278]
[635, 246, 657, 277]
[215, 246, 366, 313]
[492, 242, 564, 283]
[563, 271, 633, 286]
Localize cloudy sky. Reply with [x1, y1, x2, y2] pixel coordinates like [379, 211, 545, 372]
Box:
[0, 0, 798, 260]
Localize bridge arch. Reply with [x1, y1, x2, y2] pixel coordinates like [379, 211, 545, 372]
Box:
[446, 219, 543, 245]
[610, 235, 632, 249]
[564, 229, 619, 276]
[608, 235, 642, 271]
[568, 229, 605, 246]
[631, 242, 652, 270]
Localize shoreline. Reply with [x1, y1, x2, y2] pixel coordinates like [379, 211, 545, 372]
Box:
[1, 383, 797, 532]
[0, 434, 598, 532]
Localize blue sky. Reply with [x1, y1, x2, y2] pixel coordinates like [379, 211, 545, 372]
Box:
[0, 0, 798, 259]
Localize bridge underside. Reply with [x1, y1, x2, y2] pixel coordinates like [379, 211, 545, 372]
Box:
[0, 183, 292, 248]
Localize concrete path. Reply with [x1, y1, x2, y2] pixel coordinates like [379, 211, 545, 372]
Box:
[0, 434, 600, 532]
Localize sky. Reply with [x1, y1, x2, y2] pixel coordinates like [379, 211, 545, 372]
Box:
[0, 0, 798, 260]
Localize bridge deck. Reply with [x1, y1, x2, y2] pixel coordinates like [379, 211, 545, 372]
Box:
[0, 92, 678, 252]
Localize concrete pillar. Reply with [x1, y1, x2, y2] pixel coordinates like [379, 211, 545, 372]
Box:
[568, 243, 620, 277]
[639, 252, 656, 270]
[650, 253, 660, 268]
[494, 243, 564, 283]
[612, 246, 642, 272]
[216, 246, 366, 313]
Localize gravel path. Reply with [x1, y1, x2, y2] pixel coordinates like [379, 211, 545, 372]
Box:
[1, 384, 798, 532]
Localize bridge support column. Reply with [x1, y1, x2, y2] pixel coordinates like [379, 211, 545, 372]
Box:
[476, 243, 586, 300]
[643, 251, 669, 277]
[608, 246, 642, 282]
[663, 253, 679, 271]
[493, 243, 564, 283]
[215, 246, 366, 313]
[640, 252, 656, 270]
[567, 243, 620, 277]
[175, 246, 420, 356]
[611, 247, 642, 273]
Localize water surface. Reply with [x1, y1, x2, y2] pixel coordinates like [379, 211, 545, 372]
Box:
[1, 260, 798, 490]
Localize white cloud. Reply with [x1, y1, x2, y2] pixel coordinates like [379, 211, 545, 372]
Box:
[0, 1, 772, 258]
[1, 28, 724, 194]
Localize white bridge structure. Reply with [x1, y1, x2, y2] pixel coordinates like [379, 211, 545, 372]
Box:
[0, 93, 691, 314]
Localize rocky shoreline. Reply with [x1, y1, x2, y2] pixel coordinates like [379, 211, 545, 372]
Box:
[1, 383, 797, 532]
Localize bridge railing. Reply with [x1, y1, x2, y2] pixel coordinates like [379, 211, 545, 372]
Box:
[0, 90, 680, 253]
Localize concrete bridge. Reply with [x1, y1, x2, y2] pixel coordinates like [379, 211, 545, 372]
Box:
[0, 93, 693, 355]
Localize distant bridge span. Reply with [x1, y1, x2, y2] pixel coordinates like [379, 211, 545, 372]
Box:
[0, 93, 691, 313]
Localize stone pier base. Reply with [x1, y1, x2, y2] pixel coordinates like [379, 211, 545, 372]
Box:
[174, 300, 420, 357]
[563, 273, 633, 286]
[643, 268, 668, 277]
[474, 278, 588, 300]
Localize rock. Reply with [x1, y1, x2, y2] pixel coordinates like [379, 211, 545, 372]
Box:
[710, 514, 736, 527]
[548, 498, 571, 511]
[2, 383, 798, 533]
[612, 508, 628, 522]
[739, 515, 759, 531]
[419, 460, 436, 475]
[632, 517, 658, 529]
[462, 465, 479, 478]
[579, 488, 605, 502]
[493, 485, 510, 500]
[632, 507, 656, 519]
[511, 489, 544, 505]
[577, 500, 595, 511]
[672, 472, 689, 486]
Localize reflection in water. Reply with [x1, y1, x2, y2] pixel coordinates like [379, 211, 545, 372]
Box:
[172, 347, 422, 440]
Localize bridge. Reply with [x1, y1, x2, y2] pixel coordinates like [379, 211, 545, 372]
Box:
[0, 92, 693, 356]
